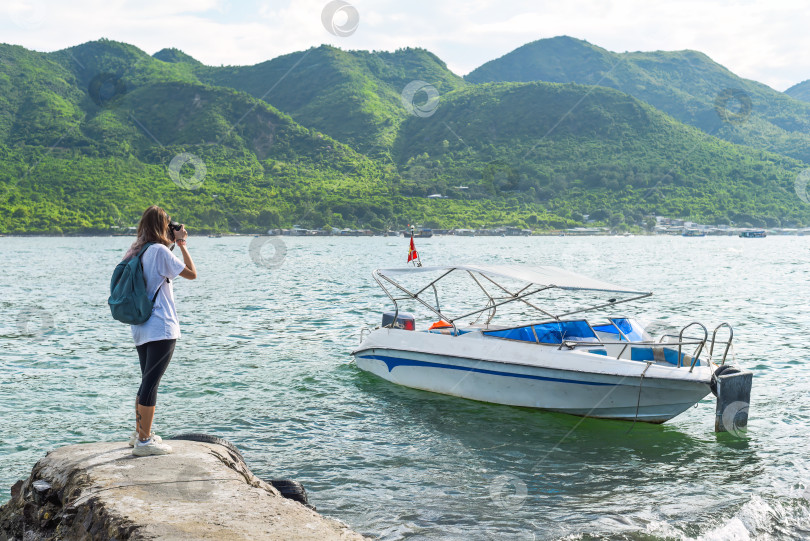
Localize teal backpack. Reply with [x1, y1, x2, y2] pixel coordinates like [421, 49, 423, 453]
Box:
[108, 243, 163, 325]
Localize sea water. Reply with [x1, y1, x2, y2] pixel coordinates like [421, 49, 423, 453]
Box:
[1, 235, 809, 540]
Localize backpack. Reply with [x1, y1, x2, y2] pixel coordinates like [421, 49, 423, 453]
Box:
[108, 242, 164, 325]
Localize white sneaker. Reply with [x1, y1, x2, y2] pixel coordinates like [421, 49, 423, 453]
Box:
[128, 431, 163, 447]
[132, 438, 173, 456]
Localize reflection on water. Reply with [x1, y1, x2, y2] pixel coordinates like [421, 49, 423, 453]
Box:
[1, 236, 809, 540]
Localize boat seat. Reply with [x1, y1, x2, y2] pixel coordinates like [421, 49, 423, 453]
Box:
[629, 346, 701, 367]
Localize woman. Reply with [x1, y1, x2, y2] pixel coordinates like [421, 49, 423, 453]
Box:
[123, 205, 197, 456]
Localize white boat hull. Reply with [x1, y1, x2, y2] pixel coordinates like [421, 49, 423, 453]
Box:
[353, 329, 713, 423]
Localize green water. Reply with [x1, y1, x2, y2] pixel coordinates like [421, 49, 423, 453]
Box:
[1, 236, 809, 540]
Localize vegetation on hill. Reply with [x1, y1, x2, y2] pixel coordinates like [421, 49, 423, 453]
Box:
[194, 45, 467, 156]
[0, 38, 808, 234]
[465, 36, 810, 165]
[394, 82, 807, 228]
[786, 80, 810, 102]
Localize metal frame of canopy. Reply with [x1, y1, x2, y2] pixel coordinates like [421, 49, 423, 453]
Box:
[372, 264, 653, 337]
[371, 265, 731, 372]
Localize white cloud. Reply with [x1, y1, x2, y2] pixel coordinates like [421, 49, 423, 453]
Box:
[1, 0, 808, 90]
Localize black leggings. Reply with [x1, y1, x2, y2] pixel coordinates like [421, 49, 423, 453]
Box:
[136, 339, 176, 407]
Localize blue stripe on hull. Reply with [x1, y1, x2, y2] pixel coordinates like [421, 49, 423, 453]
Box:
[357, 354, 615, 387]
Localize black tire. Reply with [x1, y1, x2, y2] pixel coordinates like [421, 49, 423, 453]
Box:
[267, 479, 308, 505]
[710, 365, 741, 397]
[168, 433, 243, 460]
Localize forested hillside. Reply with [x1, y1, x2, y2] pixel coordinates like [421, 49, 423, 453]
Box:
[0, 38, 807, 234]
[466, 36, 810, 165]
[195, 45, 467, 156]
[786, 80, 810, 102]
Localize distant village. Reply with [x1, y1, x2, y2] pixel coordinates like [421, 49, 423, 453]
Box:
[268, 217, 809, 237]
[106, 217, 810, 238]
[268, 225, 535, 237]
[645, 217, 808, 237]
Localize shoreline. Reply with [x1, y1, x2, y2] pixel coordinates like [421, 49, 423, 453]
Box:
[0, 230, 802, 238]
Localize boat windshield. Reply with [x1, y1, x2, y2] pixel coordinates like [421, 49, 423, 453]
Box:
[483, 320, 599, 344]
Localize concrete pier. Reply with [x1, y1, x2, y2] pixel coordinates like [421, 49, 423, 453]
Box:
[0, 440, 367, 540]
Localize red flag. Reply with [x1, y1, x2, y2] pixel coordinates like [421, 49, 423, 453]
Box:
[407, 236, 418, 264]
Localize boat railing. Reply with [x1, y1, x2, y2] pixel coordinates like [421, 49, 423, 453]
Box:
[676, 322, 708, 372]
[562, 325, 720, 370]
[709, 323, 734, 366]
[559, 338, 706, 360]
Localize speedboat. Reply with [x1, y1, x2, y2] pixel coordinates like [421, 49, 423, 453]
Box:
[352, 264, 742, 424]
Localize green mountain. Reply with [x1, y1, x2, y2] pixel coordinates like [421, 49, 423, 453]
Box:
[0, 38, 808, 234]
[0, 40, 396, 233]
[152, 47, 202, 66]
[393, 82, 805, 228]
[465, 36, 810, 165]
[194, 45, 467, 156]
[786, 80, 810, 102]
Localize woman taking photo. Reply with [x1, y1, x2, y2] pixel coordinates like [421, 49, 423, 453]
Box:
[123, 205, 197, 456]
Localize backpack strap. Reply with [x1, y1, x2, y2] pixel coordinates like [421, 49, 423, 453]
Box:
[151, 278, 168, 303]
[137, 242, 155, 258]
[137, 243, 165, 303]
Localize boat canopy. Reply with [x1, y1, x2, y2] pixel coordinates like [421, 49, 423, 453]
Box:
[376, 264, 650, 295]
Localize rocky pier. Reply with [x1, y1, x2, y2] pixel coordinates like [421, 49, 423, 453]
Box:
[0, 439, 366, 540]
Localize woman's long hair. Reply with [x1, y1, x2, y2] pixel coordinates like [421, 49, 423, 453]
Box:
[123, 205, 174, 260]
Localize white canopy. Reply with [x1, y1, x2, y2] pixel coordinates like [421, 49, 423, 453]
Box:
[376, 264, 650, 295]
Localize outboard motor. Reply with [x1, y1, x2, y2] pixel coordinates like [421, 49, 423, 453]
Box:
[382, 312, 415, 330]
[711, 364, 753, 434]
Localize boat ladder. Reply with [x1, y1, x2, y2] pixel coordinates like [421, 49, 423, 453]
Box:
[709, 322, 734, 366]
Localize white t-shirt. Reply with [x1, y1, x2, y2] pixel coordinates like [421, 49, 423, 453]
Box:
[130, 243, 187, 346]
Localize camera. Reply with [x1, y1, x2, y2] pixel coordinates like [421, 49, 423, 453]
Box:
[168, 220, 182, 240]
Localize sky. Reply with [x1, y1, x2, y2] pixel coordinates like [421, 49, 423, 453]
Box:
[2, 0, 808, 91]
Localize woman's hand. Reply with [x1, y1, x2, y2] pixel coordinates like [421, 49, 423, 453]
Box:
[175, 225, 189, 242]
[176, 226, 197, 279]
